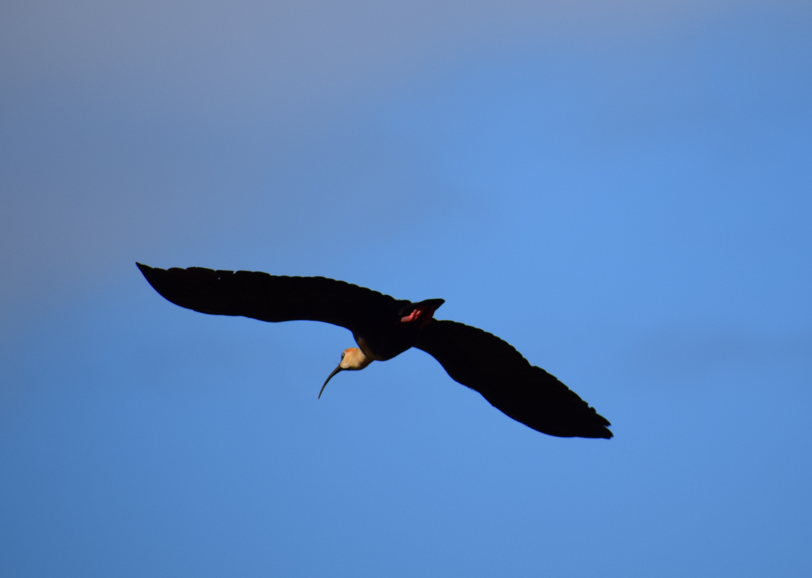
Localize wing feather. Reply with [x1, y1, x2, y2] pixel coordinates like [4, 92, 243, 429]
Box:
[136, 263, 401, 333]
[414, 320, 612, 439]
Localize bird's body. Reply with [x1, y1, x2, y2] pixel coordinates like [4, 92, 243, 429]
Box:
[137, 263, 612, 439]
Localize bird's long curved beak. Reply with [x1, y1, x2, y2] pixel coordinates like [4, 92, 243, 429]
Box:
[319, 365, 343, 399]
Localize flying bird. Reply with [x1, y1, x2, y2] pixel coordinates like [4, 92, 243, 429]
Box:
[136, 263, 612, 439]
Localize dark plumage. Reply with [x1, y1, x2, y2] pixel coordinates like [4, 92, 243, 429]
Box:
[137, 263, 612, 439]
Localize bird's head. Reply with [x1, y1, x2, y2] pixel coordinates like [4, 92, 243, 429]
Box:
[318, 347, 372, 398]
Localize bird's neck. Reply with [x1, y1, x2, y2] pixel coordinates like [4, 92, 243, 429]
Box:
[355, 336, 386, 362]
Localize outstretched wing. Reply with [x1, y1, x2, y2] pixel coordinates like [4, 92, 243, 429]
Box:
[414, 320, 612, 439]
[136, 263, 403, 333]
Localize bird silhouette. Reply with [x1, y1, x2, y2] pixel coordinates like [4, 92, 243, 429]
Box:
[136, 263, 612, 439]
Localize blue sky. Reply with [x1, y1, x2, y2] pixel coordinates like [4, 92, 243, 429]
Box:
[1, 1, 811, 576]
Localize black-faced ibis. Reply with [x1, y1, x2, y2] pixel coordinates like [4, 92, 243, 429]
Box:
[136, 263, 613, 439]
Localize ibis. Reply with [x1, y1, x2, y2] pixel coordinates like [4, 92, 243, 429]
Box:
[136, 263, 613, 439]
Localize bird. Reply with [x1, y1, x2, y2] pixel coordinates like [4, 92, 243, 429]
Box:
[136, 263, 612, 439]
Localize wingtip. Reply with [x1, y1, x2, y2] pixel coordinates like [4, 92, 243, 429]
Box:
[573, 425, 613, 439]
[588, 419, 613, 439]
[136, 263, 166, 294]
[578, 428, 613, 440]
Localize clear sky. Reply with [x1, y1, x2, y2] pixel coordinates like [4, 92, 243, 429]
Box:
[1, 1, 811, 576]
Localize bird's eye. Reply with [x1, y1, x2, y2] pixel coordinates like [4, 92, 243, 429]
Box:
[341, 352, 345, 359]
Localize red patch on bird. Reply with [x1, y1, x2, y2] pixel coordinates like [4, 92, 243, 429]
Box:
[400, 304, 438, 327]
[400, 309, 420, 323]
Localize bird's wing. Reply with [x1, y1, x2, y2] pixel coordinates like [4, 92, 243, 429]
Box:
[414, 320, 612, 439]
[136, 263, 402, 333]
